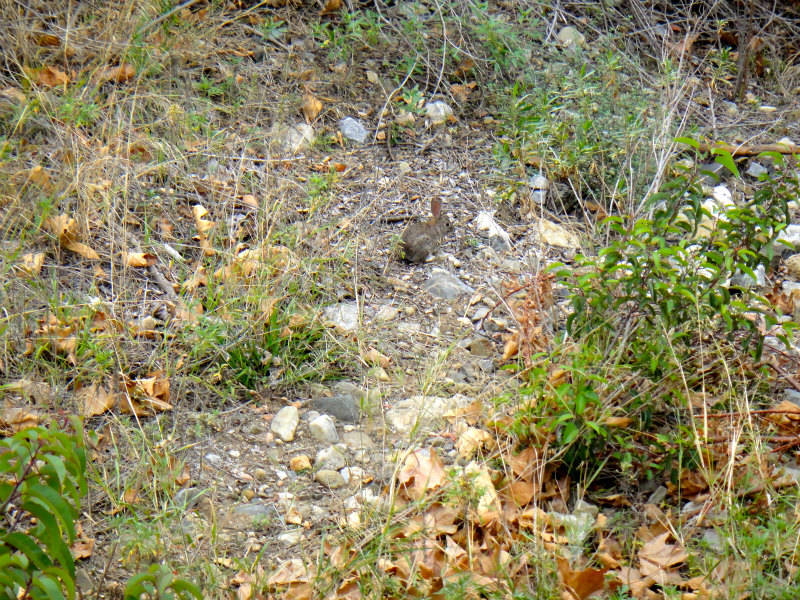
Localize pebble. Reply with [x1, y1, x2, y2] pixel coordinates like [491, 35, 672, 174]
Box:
[253, 468, 268, 480]
[271, 406, 300, 442]
[309, 414, 339, 444]
[314, 469, 346, 489]
[422, 268, 475, 300]
[290, 455, 312, 471]
[277, 530, 304, 545]
[340, 430, 375, 450]
[313, 394, 360, 424]
[204, 453, 222, 466]
[315, 446, 347, 471]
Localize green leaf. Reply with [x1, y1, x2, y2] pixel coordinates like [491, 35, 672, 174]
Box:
[3, 532, 52, 571]
[711, 149, 740, 178]
[24, 483, 77, 544]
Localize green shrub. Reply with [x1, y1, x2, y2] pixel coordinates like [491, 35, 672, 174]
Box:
[513, 146, 798, 481]
[0, 420, 86, 599]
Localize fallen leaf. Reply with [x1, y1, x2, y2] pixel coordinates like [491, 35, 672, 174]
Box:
[95, 64, 136, 84]
[557, 557, 608, 600]
[267, 558, 310, 585]
[397, 448, 447, 501]
[46, 214, 100, 260]
[455, 427, 492, 458]
[638, 532, 688, 579]
[302, 93, 323, 123]
[70, 522, 94, 560]
[33, 33, 60, 46]
[123, 252, 157, 267]
[0, 404, 40, 431]
[604, 416, 632, 428]
[362, 348, 390, 368]
[32, 65, 70, 88]
[76, 383, 117, 417]
[16, 252, 45, 277]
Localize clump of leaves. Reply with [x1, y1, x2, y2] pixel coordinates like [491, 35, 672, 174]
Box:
[515, 146, 798, 481]
[0, 420, 86, 599]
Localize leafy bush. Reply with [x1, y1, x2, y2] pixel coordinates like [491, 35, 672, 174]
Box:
[515, 147, 799, 481]
[0, 421, 86, 599]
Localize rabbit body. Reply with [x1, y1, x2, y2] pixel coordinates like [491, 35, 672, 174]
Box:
[401, 199, 454, 263]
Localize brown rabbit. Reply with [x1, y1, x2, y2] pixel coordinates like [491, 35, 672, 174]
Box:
[400, 198, 455, 263]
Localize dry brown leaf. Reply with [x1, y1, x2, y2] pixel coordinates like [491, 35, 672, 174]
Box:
[506, 479, 535, 507]
[32, 65, 70, 88]
[46, 214, 100, 260]
[192, 204, 216, 256]
[26, 165, 51, 189]
[362, 348, 390, 368]
[597, 536, 623, 568]
[768, 400, 800, 428]
[464, 461, 501, 525]
[454, 427, 492, 458]
[638, 532, 688, 579]
[302, 93, 323, 123]
[95, 64, 136, 84]
[267, 558, 310, 585]
[604, 416, 632, 428]
[397, 448, 447, 501]
[502, 337, 519, 361]
[70, 522, 94, 560]
[557, 557, 609, 600]
[33, 33, 61, 46]
[4, 379, 51, 404]
[123, 252, 157, 268]
[0, 404, 40, 431]
[321, 0, 343, 14]
[450, 81, 476, 103]
[242, 194, 259, 209]
[617, 566, 654, 599]
[16, 252, 45, 277]
[76, 383, 117, 417]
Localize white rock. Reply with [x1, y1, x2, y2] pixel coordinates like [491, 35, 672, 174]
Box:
[323, 303, 359, 331]
[314, 446, 347, 471]
[536, 218, 581, 250]
[557, 26, 585, 48]
[746, 162, 768, 178]
[338, 117, 368, 144]
[474, 211, 512, 252]
[271, 406, 300, 442]
[375, 305, 400, 322]
[277, 530, 303, 545]
[281, 123, 315, 152]
[775, 224, 800, 253]
[309, 415, 339, 444]
[425, 100, 454, 124]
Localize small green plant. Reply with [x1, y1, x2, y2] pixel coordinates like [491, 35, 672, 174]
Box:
[0, 420, 86, 599]
[125, 564, 203, 600]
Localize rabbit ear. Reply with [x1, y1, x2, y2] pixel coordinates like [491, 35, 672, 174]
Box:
[430, 198, 441, 218]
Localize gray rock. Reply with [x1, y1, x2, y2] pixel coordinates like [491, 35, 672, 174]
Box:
[313, 394, 360, 423]
[474, 212, 512, 252]
[785, 388, 800, 408]
[375, 304, 400, 322]
[338, 117, 368, 144]
[314, 469, 346, 489]
[422, 268, 475, 300]
[425, 100, 454, 124]
[340, 430, 375, 450]
[315, 446, 347, 471]
[702, 529, 723, 552]
[174, 487, 207, 510]
[271, 406, 300, 442]
[557, 26, 585, 48]
[309, 415, 339, 444]
[233, 503, 277, 518]
[204, 453, 222, 466]
[775, 224, 800, 253]
[478, 358, 495, 373]
[323, 303, 359, 331]
[277, 530, 303, 545]
[529, 174, 549, 190]
[647, 486, 668, 505]
[471, 306, 490, 321]
[385, 394, 473, 435]
[340, 466, 367, 485]
[282, 123, 315, 152]
[698, 161, 727, 184]
[746, 161, 768, 178]
[573, 500, 599, 518]
[729, 264, 766, 289]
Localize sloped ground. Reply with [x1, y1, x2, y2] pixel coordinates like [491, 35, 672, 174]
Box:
[3, 1, 800, 598]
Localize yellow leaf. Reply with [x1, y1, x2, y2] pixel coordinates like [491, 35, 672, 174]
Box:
[123, 252, 157, 267]
[302, 93, 323, 123]
[32, 65, 70, 88]
[17, 252, 45, 277]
